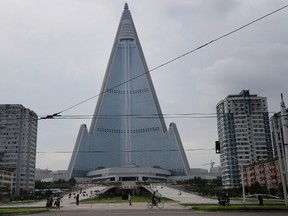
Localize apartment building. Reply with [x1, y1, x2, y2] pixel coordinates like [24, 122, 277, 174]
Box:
[216, 90, 273, 188]
[242, 158, 281, 190]
[0, 165, 14, 201]
[0, 104, 38, 196]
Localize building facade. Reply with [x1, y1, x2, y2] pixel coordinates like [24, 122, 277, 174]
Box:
[242, 158, 281, 190]
[67, 4, 191, 181]
[216, 90, 273, 188]
[0, 165, 14, 201]
[35, 168, 67, 182]
[0, 104, 38, 196]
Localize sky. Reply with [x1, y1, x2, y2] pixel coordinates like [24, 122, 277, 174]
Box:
[1, 0, 288, 171]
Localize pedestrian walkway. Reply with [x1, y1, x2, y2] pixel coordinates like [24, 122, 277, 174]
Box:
[58, 202, 188, 210]
[152, 185, 216, 204]
[1, 185, 217, 210]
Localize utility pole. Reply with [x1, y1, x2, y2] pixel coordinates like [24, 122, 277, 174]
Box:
[216, 141, 246, 206]
[280, 93, 288, 206]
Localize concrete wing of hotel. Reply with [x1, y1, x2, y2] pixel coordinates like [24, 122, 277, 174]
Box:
[67, 4, 191, 180]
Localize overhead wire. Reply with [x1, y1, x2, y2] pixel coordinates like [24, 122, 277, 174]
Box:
[40, 4, 288, 119]
[36, 111, 281, 120]
[8, 148, 215, 154]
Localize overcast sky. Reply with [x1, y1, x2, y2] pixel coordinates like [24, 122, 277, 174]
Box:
[1, 0, 288, 171]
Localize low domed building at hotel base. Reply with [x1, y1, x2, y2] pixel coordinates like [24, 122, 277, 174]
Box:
[66, 4, 191, 183]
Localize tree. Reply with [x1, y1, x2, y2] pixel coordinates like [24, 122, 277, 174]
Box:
[248, 181, 267, 195]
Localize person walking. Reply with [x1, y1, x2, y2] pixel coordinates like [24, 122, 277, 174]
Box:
[54, 195, 61, 210]
[76, 194, 79, 205]
[128, 193, 132, 206]
[258, 194, 264, 206]
[151, 191, 157, 206]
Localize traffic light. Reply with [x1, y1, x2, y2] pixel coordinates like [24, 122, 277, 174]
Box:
[215, 141, 220, 154]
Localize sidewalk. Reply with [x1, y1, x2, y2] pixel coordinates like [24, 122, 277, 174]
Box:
[58, 202, 189, 210]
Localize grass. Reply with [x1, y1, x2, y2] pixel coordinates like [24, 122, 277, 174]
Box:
[0, 207, 48, 214]
[0, 200, 36, 206]
[189, 204, 288, 211]
[81, 195, 151, 204]
[81, 195, 172, 204]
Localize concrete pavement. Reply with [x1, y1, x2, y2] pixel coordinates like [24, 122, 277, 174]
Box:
[1, 184, 217, 210]
[152, 184, 216, 204]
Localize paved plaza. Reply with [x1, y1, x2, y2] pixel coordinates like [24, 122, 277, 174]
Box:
[7, 185, 215, 210]
[3, 184, 285, 210]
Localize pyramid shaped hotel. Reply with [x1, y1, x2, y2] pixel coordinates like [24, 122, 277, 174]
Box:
[67, 3, 191, 182]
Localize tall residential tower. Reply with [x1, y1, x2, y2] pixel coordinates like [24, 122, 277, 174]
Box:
[216, 90, 273, 188]
[67, 4, 191, 181]
[0, 104, 38, 195]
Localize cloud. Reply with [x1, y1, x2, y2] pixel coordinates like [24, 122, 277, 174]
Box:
[0, 0, 287, 170]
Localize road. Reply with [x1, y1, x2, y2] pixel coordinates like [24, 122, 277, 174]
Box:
[7, 184, 287, 216]
[24, 208, 288, 216]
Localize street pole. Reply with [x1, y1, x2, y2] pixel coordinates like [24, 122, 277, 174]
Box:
[217, 143, 246, 206]
[240, 165, 246, 207]
[280, 94, 288, 206]
[229, 154, 246, 207]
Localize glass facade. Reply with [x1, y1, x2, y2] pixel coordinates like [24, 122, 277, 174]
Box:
[67, 4, 191, 180]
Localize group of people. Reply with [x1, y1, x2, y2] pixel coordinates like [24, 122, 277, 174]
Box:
[126, 190, 161, 206]
[46, 191, 81, 209]
[46, 195, 62, 209]
[218, 191, 230, 206]
[68, 192, 80, 205]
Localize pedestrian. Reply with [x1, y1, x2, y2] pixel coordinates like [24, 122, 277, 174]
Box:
[258, 194, 264, 206]
[225, 192, 230, 205]
[76, 194, 79, 205]
[151, 191, 157, 206]
[54, 195, 61, 210]
[45, 197, 50, 209]
[128, 193, 132, 206]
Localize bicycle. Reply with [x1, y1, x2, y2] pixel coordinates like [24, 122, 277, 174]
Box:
[147, 199, 164, 209]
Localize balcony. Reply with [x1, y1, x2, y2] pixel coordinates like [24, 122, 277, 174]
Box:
[259, 180, 266, 185]
[258, 174, 265, 178]
[269, 166, 275, 170]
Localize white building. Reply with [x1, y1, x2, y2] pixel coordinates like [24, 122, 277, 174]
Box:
[35, 168, 67, 182]
[216, 90, 273, 188]
[0, 165, 14, 201]
[0, 104, 38, 196]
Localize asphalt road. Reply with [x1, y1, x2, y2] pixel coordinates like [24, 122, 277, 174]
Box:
[26, 208, 288, 216]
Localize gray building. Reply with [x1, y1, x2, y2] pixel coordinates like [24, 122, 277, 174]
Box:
[67, 3, 191, 181]
[0, 104, 38, 196]
[216, 90, 273, 188]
